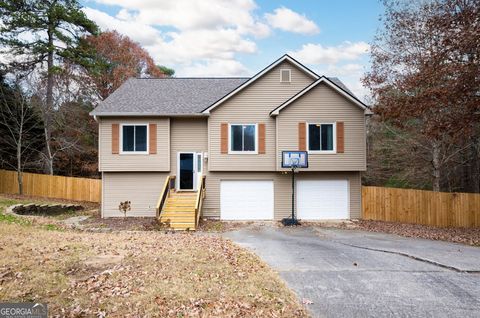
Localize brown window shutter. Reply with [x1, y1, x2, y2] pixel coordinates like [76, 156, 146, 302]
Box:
[258, 123, 266, 154]
[298, 122, 306, 151]
[149, 123, 157, 154]
[112, 123, 119, 154]
[337, 122, 344, 153]
[220, 123, 228, 154]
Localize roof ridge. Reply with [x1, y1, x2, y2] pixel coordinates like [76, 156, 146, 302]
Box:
[133, 77, 250, 80]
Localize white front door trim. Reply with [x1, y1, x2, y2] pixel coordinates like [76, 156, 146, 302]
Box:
[176, 151, 197, 191]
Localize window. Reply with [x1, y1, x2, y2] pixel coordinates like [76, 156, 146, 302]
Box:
[121, 124, 148, 153]
[308, 123, 335, 152]
[230, 124, 257, 153]
[280, 69, 291, 82]
[197, 153, 202, 173]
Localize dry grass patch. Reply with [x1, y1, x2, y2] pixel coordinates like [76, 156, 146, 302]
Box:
[0, 223, 307, 317]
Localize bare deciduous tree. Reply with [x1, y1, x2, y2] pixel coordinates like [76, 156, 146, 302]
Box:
[0, 83, 44, 194]
[363, 0, 480, 191]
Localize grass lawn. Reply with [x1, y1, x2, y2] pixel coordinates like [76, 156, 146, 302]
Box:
[0, 196, 306, 317]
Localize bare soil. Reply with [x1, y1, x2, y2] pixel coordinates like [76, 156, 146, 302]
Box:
[81, 215, 162, 231]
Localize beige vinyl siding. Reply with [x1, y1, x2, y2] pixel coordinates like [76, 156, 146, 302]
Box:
[170, 118, 208, 176]
[102, 172, 168, 217]
[202, 171, 361, 219]
[208, 61, 315, 171]
[277, 83, 366, 171]
[99, 117, 170, 172]
[350, 171, 362, 218]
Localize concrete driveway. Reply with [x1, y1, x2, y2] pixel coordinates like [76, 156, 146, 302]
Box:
[224, 226, 480, 318]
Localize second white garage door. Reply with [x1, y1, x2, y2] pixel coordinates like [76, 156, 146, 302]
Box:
[297, 180, 349, 220]
[220, 180, 274, 220]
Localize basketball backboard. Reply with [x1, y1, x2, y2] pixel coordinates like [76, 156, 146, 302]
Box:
[282, 151, 308, 168]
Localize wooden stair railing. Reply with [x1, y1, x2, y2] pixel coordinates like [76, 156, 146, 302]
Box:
[194, 176, 206, 228]
[156, 175, 176, 217]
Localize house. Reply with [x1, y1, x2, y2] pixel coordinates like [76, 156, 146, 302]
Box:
[90, 54, 370, 229]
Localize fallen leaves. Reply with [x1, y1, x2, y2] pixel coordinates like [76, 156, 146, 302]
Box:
[0, 223, 307, 317]
[354, 220, 480, 246]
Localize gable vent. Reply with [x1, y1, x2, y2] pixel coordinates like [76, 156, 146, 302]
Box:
[280, 69, 291, 83]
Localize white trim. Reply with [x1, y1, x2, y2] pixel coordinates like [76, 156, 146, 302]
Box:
[306, 122, 337, 154]
[270, 77, 369, 116]
[202, 55, 319, 114]
[119, 123, 149, 154]
[90, 112, 209, 117]
[280, 69, 291, 83]
[196, 152, 203, 190]
[228, 123, 258, 154]
[177, 151, 197, 191]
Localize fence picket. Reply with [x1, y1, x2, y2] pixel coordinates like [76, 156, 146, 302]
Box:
[0, 169, 101, 203]
[362, 186, 480, 228]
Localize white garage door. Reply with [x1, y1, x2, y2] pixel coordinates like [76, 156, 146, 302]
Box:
[220, 180, 274, 220]
[297, 180, 349, 220]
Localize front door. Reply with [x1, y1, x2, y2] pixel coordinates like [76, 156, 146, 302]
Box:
[178, 152, 195, 190]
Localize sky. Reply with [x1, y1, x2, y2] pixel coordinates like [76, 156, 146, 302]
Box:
[81, 0, 384, 100]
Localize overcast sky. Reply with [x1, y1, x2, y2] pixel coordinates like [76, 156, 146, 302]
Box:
[81, 0, 383, 100]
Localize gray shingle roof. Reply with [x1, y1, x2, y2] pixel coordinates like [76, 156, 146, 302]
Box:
[90, 77, 249, 116]
[90, 76, 356, 116]
[328, 77, 354, 96]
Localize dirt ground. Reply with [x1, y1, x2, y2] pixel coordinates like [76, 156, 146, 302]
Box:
[81, 215, 161, 231]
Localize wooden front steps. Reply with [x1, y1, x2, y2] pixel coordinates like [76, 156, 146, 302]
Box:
[159, 190, 197, 230]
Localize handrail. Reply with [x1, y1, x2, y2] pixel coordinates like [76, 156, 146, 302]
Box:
[194, 176, 206, 227]
[156, 175, 176, 217]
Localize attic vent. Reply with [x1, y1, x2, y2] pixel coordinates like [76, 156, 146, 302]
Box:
[280, 69, 291, 83]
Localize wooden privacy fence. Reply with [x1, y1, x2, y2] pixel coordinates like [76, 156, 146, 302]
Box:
[362, 186, 480, 228]
[0, 169, 101, 203]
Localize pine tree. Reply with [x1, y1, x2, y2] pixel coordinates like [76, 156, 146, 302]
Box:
[0, 0, 98, 174]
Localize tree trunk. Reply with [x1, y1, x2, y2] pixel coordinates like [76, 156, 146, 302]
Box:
[16, 102, 24, 195]
[16, 143, 23, 195]
[432, 140, 441, 192]
[471, 137, 480, 193]
[44, 23, 55, 175]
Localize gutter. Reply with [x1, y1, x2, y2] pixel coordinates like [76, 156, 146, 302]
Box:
[89, 112, 209, 117]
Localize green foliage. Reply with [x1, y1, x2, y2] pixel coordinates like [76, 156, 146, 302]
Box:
[157, 65, 175, 77]
[0, 197, 30, 225]
[42, 223, 63, 231]
[0, 0, 99, 74]
[384, 176, 411, 189]
[0, 212, 31, 226]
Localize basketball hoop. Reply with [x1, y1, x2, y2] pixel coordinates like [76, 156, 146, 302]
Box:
[290, 157, 299, 169]
[282, 151, 308, 169]
[281, 151, 308, 226]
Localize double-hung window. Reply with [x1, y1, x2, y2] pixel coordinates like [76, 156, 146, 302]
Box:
[308, 123, 335, 153]
[121, 124, 148, 153]
[229, 124, 257, 153]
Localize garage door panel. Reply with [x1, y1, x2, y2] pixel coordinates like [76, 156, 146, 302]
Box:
[297, 180, 349, 220]
[221, 180, 274, 220]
